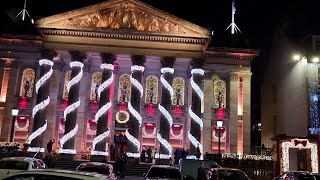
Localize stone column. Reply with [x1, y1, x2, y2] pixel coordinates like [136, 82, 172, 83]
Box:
[242, 73, 252, 154]
[28, 49, 56, 153]
[1, 60, 19, 141]
[158, 57, 175, 157]
[229, 72, 238, 153]
[91, 53, 116, 161]
[59, 51, 86, 157]
[203, 73, 214, 154]
[0, 60, 6, 95]
[127, 55, 145, 157]
[189, 58, 205, 158]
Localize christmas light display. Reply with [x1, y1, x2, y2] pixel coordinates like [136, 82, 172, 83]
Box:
[187, 131, 203, 160]
[128, 101, 142, 126]
[170, 128, 183, 139]
[189, 106, 203, 130]
[91, 130, 110, 156]
[125, 129, 140, 158]
[156, 130, 172, 159]
[308, 64, 320, 134]
[160, 68, 174, 98]
[60, 61, 84, 154]
[28, 59, 54, 152]
[115, 110, 130, 124]
[190, 69, 204, 102]
[212, 128, 226, 140]
[282, 139, 318, 173]
[143, 126, 157, 137]
[158, 104, 173, 127]
[98, 64, 114, 98]
[14, 119, 29, 131]
[130, 65, 145, 98]
[27, 120, 47, 152]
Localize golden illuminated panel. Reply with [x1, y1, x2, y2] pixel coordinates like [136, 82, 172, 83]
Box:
[19, 68, 35, 98]
[145, 76, 158, 104]
[118, 74, 131, 102]
[213, 79, 226, 108]
[172, 77, 185, 105]
[63, 71, 72, 99]
[90, 72, 102, 101]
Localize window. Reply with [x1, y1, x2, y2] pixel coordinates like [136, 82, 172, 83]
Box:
[0, 160, 29, 170]
[172, 77, 185, 105]
[145, 76, 158, 104]
[62, 71, 72, 99]
[90, 72, 102, 101]
[118, 74, 131, 102]
[19, 68, 35, 98]
[213, 78, 226, 108]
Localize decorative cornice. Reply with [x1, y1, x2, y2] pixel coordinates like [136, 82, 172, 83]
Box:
[40, 29, 207, 45]
[0, 38, 42, 48]
[204, 47, 260, 61]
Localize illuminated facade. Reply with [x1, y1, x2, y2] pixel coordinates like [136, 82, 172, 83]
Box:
[0, 0, 257, 159]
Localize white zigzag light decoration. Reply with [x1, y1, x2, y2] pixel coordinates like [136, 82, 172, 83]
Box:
[27, 59, 53, 153]
[188, 68, 204, 159]
[158, 67, 174, 158]
[59, 61, 83, 154]
[91, 63, 114, 156]
[127, 65, 144, 158]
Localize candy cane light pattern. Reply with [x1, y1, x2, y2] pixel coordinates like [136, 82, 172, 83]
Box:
[126, 65, 144, 157]
[157, 67, 174, 158]
[187, 68, 204, 159]
[91, 64, 114, 156]
[59, 61, 83, 154]
[27, 59, 53, 153]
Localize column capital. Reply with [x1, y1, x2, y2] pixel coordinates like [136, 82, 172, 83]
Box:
[69, 50, 87, 62]
[131, 55, 146, 66]
[242, 73, 252, 82]
[100, 53, 116, 64]
[230, 72, 239, 81]
[40, 48, 57, 60]
[160, 56, 176, 68]
[190, 57, 206, 69]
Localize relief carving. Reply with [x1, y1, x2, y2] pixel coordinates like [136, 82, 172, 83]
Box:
[61, 3, 187, 34]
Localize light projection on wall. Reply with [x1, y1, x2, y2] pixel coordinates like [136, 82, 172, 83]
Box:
[145, 76, 158, 104]
[118, 74, 131, 102]
[63, 71, 72, 99]
[19, 68, 35, 98]
[172, 77, 185, 106]
[90, 72, 102, 101]
[213, 78, 226, 108]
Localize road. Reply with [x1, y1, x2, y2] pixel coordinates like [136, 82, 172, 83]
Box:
[123, 176, 144, 180]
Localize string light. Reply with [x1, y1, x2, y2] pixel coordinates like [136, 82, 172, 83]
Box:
[143, 126, 157, 137]
[60, 61, 83, 154]
[189, 106, 203, 130]
[158, 104, 173, 127]
[128, 101, 142, 126]
[14, 119, 29, 131]
[126, 129, 140, 157]
[308, 64, 320, 134]
[160, 68, 174, 98]
[27, 120, 47, 152]
[91, 130, 110, 156]
[282, 138, 318, 173]
[170, 128, 183, 139]
[190, 69, 204, 103]
[126, 152, 140, 158]
[28, 59, 54, 152]
[94, 102, 112, 123]
[156, 130, 172, 158]
[98, 64, 114, 98]
[187, 131, 203, 160]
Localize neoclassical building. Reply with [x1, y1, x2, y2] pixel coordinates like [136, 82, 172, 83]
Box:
[0, 0, 258, 159]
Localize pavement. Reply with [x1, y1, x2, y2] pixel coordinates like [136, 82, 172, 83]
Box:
[122, 176, 144, 180]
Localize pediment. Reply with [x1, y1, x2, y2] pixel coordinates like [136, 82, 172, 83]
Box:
[36, 0, 210, 38]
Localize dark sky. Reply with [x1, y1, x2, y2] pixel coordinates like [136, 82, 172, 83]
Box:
[4, 0, 319, 49]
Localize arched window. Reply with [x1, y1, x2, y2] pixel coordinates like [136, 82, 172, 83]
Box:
[213, 78, 227, 108]
[19, 68, 35, 97]
[172, 77, 185, 105]
[90, 72, 102, 101]
[63, 71, 72, 99]
[145, 76, 158, 104]
[118, 74, 131, 102]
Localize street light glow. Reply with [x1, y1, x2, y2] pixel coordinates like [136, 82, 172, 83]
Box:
[12, 108, 19, 116]
[293, 54, 301, 61]
[217, 120, 223, 128]
[312, 57, 319, 63]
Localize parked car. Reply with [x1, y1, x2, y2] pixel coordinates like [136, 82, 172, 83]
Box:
[2, 169, 108, 180]
[0, 157, 47, 178]
[76, 162, 117, 180]
[273, 171, 317, 180]
[178, 159, 220, 180]
[208, 168, 251, 180]
[144, 165, 183, 180]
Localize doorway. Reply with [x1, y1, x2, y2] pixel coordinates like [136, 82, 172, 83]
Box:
[113, 130, 127, 160]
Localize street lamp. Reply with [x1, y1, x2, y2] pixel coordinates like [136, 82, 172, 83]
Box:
[217, 120, 223, 155]
[157, 130, 161, 164]
[10, 108, 19, 142]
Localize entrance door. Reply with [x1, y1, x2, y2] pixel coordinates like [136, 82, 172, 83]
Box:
[114, 130, 127, 160]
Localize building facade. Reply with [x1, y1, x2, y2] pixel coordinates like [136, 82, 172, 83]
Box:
[0, 0, 258, 159]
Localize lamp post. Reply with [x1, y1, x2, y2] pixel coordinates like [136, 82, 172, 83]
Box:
[217, 120, 223, 155]
[10, 108, 19, 142]
[157, 130, 161, 164]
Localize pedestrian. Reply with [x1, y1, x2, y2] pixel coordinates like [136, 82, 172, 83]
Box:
[197, 162, 207, 180]
[146, 146, 152, 163]
[140, 146, 146, 163]
[47, 139, 55, 154]
[115, 156, 125, 179]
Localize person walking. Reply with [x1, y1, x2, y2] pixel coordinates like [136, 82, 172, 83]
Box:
[46, 139, 55, 154]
